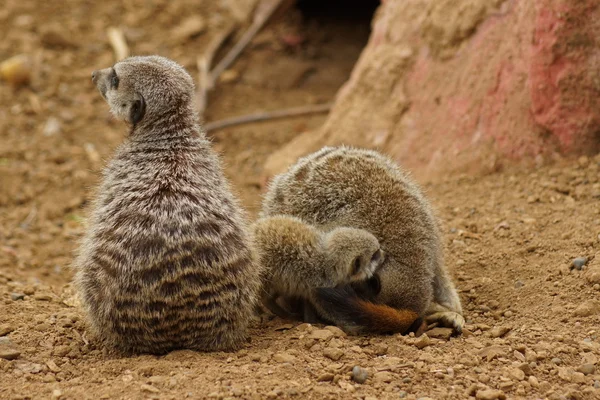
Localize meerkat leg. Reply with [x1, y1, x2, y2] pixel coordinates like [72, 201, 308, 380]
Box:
[425, 265, 465, 334]
[263, 295, 299, 321]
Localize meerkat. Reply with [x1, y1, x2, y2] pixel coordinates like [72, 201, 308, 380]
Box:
[261, 146, 464, 334]
[252, 215, 424, 334]
[74, 56, 261, 354]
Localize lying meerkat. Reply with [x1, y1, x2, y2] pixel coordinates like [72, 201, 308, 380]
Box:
[261, 146, 464, 334]
[75, 56, 261, 354]
[252, 215, 424, 334]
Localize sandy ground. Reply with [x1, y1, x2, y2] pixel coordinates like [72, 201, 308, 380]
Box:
[1, 1, 600, 399]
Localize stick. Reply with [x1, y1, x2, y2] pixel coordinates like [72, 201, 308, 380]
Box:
[107, 27, 129, 61]
[204, 103, 332, 132]
[197, 24, 236, 115]
[208, 0, 284, 85]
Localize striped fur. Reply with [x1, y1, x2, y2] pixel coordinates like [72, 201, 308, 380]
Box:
[75, 56, 260, 354]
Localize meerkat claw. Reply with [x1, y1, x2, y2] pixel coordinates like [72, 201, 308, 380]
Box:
[425, 311, 465, 335]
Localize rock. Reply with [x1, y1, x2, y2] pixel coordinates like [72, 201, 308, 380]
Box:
[577, 364, 595, 375]
[373, 371, 394, 383]
[571, 257, 588, 270]
[490, 326, 511, 338]
[53, 345, 70, 357]
[426, 327, 453, 340]
[171, 16, 206, 42]
[0, 338, 21, 360]
[309, 329, 334, 341]
[478, 345, 505, 361]
[399, 391, 408, 398]
[273, 324, 294, 331]
[0, 55, 31, 87]
[273, 352, 296, 363]
[517, 362, 533, 376]
[46, 360, 61, 372]
[373, 343, 388, 355]
[573, 300, 600, 317]
[351, 366, 368, 384]
[475, 389, 506, 400]
[324, 326, 347, 338]
[42, 118, 61, 137]
[0, 324, 15, 336]
[51, 389, 63, 400]
[503, 310, 513, 318]
[140, 384, 160, 393]
[509, 368, 525, 381]
[10, 293, 25, 301]
[323, 347, 344, 361]
[414, 334, 432, 349]
[514, 280, 525, 288]
[317, 373, 334, 382]
[528, 376, 539, 387]
[551, 357, 562, 365]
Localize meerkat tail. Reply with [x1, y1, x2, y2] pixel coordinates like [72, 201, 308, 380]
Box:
[314, 286, 425, 335]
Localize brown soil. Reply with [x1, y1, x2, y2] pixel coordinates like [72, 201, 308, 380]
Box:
[1, 1, 600, 399]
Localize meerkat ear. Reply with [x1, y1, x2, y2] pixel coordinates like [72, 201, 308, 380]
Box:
[129, 95, 146, 125]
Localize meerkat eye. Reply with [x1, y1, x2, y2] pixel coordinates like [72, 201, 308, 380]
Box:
[110, 70, 119, 89]
[351, 257, 361, 275]
[371, 249, 382, 263]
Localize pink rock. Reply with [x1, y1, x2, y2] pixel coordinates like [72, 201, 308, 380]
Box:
[265, 0, 600, 181]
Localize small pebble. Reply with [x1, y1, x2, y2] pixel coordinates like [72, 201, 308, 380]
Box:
[514, 280, 524, 288]
[351, 366, 368, 384]
[140, 384, 160, 393]
[475, 389, 506, 400]
[0, 324, 15, 336]
[373, 371, 393, 383]
[414, 334, 432, 349]
[402, 377, 412, 384]
[426, 327, 453, 340]
[308, 329, 334, 341]
[503, 310, 513, 318]
[577, 364, 595, 375]
[323, 347, 344, 361]
[573, 300, 600, 317]
[273, 352, 295, 364]
[571, 257, 588, 270]
[490, 326, 510, 338]
[51, 389, 63, 400]
[317, 372, 334, 382]
[0, 338, 21, 360]
[399, 391, 408, 398]
[10, 293, 25, 301]
[551, 357, 562, 365]
[594, 380, 600, 389]
[33, 294, 52, 301]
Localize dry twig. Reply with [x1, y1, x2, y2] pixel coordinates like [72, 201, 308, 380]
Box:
[204, 103, 332, 132]
[208, 0, 284, 85]
[107, 27, 129, 61]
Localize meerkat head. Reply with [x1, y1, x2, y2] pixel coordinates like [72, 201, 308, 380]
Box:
[324, 228, 384, 284]
[91, 55, 195, 128]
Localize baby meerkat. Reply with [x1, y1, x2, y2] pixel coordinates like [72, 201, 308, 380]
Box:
[75, 56, 261, 354]
[262, 146, 464, 334]
[252, 215, 423, 334]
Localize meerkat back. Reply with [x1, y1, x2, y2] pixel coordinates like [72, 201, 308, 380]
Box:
[262, 146, 463, 333]
[75, 56, 260, 354]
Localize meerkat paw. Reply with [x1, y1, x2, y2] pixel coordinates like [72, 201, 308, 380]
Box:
[425, 311, 465, 335]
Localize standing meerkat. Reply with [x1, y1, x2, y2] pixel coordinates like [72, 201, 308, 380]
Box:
[261, 146, 464, 334]
[75, 56, 261, 354]
[252, 215, 425, 334]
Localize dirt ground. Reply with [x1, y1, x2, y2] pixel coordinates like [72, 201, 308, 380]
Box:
[1, 1, 600, 399]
